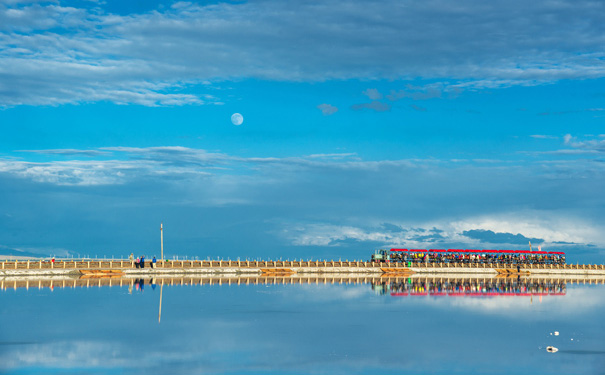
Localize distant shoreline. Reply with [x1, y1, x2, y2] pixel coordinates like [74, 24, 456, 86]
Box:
[0, 255, 43, 261]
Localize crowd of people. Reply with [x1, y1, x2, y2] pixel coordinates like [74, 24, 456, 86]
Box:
[129, 253, 157, 269]
[383, 251, 566, 265]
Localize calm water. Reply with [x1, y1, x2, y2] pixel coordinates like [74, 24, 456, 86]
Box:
[1, 277, 604, 375]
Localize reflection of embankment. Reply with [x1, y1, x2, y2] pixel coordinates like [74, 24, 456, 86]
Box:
[2, 274, 605, 293]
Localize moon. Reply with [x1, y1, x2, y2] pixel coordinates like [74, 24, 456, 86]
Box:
[231, 113, 244, 126]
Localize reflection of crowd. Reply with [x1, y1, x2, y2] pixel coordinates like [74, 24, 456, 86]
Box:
[388, 252, 566, 265]
[371, 279, 566, 296]
[128, 278, 159, 293]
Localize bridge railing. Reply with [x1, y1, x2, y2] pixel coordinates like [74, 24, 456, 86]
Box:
[1, 259, 604, 271]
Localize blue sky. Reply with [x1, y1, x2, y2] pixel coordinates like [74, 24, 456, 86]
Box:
[1, 0, 604, 261]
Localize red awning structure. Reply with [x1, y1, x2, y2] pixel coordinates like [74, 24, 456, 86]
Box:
[387, 247, 564, 255]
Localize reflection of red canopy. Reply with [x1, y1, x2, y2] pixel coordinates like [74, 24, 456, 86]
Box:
[410, 249, 427, 252]
[429, 249, 446, 252]
[390, 292, 566, 297]
[390, 248, 408, 252]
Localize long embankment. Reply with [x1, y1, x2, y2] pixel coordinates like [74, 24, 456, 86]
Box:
[1, 259, 605, 277]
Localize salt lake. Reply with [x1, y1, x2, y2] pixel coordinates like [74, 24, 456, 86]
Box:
[1, 276, 604, 374]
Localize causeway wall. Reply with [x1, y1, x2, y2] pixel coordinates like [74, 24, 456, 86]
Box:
[1, 259, 605, 277]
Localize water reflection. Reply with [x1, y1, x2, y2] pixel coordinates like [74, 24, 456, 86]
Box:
[2, 275, 605, 375]
[1, 274, 602, 295]
[371, 277, 567, 297]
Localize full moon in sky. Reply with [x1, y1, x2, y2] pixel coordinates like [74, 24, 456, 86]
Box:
[231, 113, 244, 126]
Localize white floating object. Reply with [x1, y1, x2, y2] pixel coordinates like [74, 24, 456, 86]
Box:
[547, 346, 558, 353]
[554, 331, 559, 336]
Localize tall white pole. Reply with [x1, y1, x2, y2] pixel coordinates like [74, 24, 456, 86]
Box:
[161, 222, 164, 261]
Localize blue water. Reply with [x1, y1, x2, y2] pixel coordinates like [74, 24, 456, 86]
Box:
[1, 279, 604, 374]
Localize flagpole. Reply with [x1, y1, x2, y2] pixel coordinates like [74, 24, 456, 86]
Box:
[161, 222, 164, 261]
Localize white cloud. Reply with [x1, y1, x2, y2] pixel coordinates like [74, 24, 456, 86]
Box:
[281, 210, 605, 249]
[563, 134, 605, 152]
[449, 213, 605, 246]
[362, 88, 382, 100]
[317, 103, 338, 116]
[3, 1, 605, 105]
[350, 101, 391, 112]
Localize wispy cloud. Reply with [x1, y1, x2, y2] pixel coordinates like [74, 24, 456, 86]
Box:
[19, 149, 110, 156]
[410, 104, 427, 112]
[563, 134, 605, 153]
[282, 212, 605, 249]
[3, 1, 605, 106]
[362, 88, 383, 100]
[317, 103, 338, 116]
[1, 145, 604, 259]
[350, 101, 391, 112]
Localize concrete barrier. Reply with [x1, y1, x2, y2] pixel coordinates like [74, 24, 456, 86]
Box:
[1, 259, 604, 276]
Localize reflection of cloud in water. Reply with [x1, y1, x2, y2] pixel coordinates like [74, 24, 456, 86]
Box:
[3, 282, 605, 374]
[423, 287, 605, 317]
[1, 341, 131, 369]
[285, 282, 605, 318]
[559, 350, 605, 355]
[287, 284, 372, 302]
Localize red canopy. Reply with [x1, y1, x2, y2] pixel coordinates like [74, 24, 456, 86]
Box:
[410, 249, 428, 252]
[390, 248, 408, 252]
[447, 249, 464, 252]
[429, 249, 446, 252]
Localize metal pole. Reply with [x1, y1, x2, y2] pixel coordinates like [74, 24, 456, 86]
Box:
[161, 222, 164, 261]
[158, 283, 163, 324]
